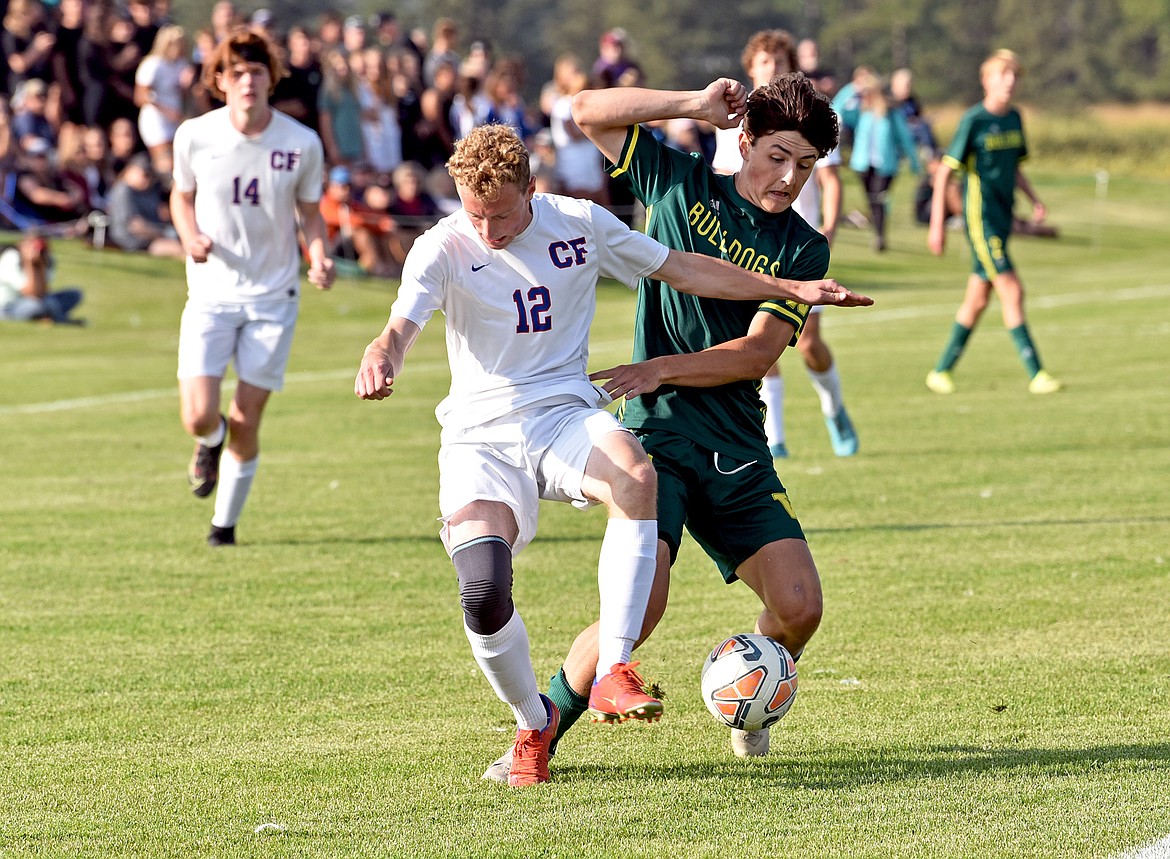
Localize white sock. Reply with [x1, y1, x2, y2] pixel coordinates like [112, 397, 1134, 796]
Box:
[807, 363, 844, 418]
[596, 518, 657, 679]
[761, 374, 785, 447]
[197, 416, 226, 448]
[211, 454, 257, 528]
[464, 611, 544, 729]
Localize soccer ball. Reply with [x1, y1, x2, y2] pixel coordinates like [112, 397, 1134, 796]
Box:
[700, 633, 798, 731]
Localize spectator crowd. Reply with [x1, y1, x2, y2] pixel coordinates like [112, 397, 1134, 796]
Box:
[0, 1, 942, 280]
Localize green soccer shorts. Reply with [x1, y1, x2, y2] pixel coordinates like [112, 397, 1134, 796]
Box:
[636, 429, 806, 583]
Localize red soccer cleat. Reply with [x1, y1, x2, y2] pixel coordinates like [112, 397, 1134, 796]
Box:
[587, 661, 664, 723]
[507, 694, 560, 787]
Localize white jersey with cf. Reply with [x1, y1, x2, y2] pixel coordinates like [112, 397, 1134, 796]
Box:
[172, 107, 324, 306]
[397, 193, 667, 704]
[392, 193, 669, 433]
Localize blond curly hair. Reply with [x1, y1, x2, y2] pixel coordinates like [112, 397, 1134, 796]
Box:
[446, 124, 531, 202]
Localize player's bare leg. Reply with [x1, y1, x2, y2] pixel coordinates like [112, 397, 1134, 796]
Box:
[181, 375, 226, 498]
[727, 538, 823, 756]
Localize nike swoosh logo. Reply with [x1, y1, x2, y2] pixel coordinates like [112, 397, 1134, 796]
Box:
[471, 263, 490, 272]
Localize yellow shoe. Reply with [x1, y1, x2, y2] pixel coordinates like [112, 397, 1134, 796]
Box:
[926, 370, 956, 394]
[1028, 370, 1063, 394]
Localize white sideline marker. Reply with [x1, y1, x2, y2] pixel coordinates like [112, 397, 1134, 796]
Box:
[1114, 835, 1170, 859]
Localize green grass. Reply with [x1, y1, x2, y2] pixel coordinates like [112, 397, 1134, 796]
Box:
[1, 171, 1168, 858]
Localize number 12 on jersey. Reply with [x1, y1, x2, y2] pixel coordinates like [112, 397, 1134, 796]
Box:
[512, 286, 552, 333]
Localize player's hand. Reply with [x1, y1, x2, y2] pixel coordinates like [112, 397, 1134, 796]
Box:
[185, 233, 213, 263]
[355, 346, 395, 400]
[788, 279, 873, 308]
[928, 223, 946, 256]
[1032, 200, 1047, 223]
[589, 360, 664, 400]
[308, 255, 334, 290]
[702, 78, 747, 128]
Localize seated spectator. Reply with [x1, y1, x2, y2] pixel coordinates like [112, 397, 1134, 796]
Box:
[106, 152, 183, 257]
[386, 160, 438, 253]
[13, 137, 88, 225]
[77, 125, 117, 211]
[319, 164, 403, 277]
[0, 234, 84, 324]
[10, 78, 55, 150]
[107, 117, 138, 176]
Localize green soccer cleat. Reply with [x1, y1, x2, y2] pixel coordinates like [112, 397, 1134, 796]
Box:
[1028, 370, 1063, 394]
[925, 370, 956, 395]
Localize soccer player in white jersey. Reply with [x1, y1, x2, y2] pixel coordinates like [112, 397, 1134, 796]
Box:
[354, 124, 868, 787]
[711, 30, 858, 459]
[171, 28, 334, 547]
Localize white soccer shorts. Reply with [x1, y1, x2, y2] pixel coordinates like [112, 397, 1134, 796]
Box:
[437, 400, 629, 555]
[177, 299, 299, 392]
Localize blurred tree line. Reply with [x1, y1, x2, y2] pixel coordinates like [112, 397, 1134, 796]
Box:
[180, 0, 1170, 106]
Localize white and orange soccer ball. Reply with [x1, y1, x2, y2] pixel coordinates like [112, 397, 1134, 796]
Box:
[700, 633, 798, 731]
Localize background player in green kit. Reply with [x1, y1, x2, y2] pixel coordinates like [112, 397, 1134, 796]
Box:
[925, 49, 1062, 395]
[483, 71, 852, 779]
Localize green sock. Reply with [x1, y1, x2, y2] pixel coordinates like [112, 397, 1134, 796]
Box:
[547, 667, 590, 754]
[934, 322, 973, 373]
[1009, 324, 1042, 377]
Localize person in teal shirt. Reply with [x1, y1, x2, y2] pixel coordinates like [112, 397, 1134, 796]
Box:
[845, 70, 922, 251]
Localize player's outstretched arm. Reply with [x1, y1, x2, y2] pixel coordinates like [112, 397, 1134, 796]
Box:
[590, 312, 792, 399]
[572, 79, 746, 164]
[355, 317, 421, 401]
[652, 249, 873, 307]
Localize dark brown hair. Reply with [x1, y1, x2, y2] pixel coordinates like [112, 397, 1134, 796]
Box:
[743, 71, 840, 158]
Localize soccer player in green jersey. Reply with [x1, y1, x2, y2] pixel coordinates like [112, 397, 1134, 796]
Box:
[925, 49, 1062, 395]
[482, 71, 852, 779]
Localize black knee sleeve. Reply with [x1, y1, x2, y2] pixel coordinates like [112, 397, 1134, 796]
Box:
[452, 536, 515, 635]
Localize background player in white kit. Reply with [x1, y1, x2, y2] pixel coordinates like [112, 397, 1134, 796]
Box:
[712, 29, 858, 459]
[171, 28, 334, 547]
[354, 124, 867, 787]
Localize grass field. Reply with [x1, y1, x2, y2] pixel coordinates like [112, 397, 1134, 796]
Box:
[1, 171, 1168, 858]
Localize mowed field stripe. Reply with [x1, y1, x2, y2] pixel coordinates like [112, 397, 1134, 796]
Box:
[3, 283, 1166, 417]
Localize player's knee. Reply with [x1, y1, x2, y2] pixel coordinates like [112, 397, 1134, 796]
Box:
[610, 455, 657, 512]
[453, 536, 515, 635]
[791, 594, 823, 641]
[181, 406, 219, 438]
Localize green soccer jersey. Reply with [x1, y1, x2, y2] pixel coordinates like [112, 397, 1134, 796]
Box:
[608, 124, 827, 461]
[942, 103, 1028, 230]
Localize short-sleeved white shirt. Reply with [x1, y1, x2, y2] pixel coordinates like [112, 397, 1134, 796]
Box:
[171, 107, 324, 305]
[391, 192, 670, 431]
